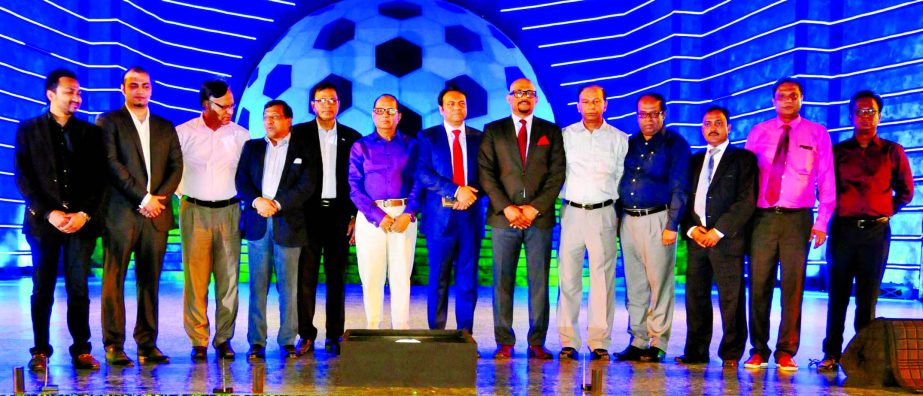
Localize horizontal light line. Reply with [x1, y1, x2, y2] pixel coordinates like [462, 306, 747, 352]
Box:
[501, 0, 583, 13]
[150, 99, 200, 114]
[162, 0, 274, 22]
[522, 0, 652, 30]
[0, 197, 23, 203]
[0, 252, 30, 255]
[1, 7, 232, 77]
[0, 171, 13, 176]
[155, 80, 199, 93]
[828, 117, 923, 132]
[0, 116, 20, 124]
[81, 87, 122, 92]
[906, 147, 923, 153]
[0, 89, 44, 105]
[49, 53, 125, 70]
[267, 0, 297, 5]
[0, 225, 23, 228]
[0, 61, 43, 78]
[42, 1, 242, 59]
[122, 0, 256, 40]
[0, 33, 25, 45]
[0, 143, 14, 149]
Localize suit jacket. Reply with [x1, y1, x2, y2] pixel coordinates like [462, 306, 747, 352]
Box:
[97, 106, 183, 232]
[416, 124, 485, 237]
[682, 145, 758, 256]
[478, 116, 565, 229]
[291, 119, 361, 216]
[235, 135, 315, 247]
[15, 113, 107, 238]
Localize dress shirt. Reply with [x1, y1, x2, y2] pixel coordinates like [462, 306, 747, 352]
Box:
[444, 121, 468, 185]
[744, 116, 836, 230]
[833, 136, 914, 217]
[348, 131, 419, 226]
[261, 134, 291, 201]
[46, 113, 76, 204]
[560, 120, 628, 204]
[512, 114, 533, 158]
[688, 140, 729, 237]
[618, 128, 691, 231]
[127, 108, 152, 206]
[318, 122, 338, 199]
[176, 116, 249, 201]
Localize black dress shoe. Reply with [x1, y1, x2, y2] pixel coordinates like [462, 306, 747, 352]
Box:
[675, 354, 710, 364]
[325, 339, 341, 355]
[191, 347, 207, 361]
[281, 345, 298, 359]
[138, 346, 170, 364]
[613, 345, 645, 361]
[248, 345, 265, 361]
[590, 349, 610, 361]
[105, 346, 134, 367]
[295, 338, 313, 356]
[215, 342, 235, 360]
[559, 347, 578, 360]
[640, 347, 666, 363]
[28, 353, 48, 372]
[72, 353, 100, 370]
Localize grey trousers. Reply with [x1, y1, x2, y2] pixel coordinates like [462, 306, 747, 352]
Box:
[180, 200, 241, 347]
[620, 210, 676, 350]
[556, 205, 618, 351]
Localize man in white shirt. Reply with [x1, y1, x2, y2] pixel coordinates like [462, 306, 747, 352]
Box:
[557, 85, 628, 360]
[175, 80, 250, 361]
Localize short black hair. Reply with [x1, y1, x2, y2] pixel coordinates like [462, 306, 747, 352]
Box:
[437, 86, 466, 107]
[200, 80, 230, 107]
[636, 92, 666, 112]
[310, 81, 338, 100]
[264, 99, 293, 119]
[374, 94, 401, 113]
[849, 90, 883, 113]
[121, 66, 149, 85]
[578, 84, 606, 99]
[703, 105, 729, 120]
[771, 77, 803, 97]
[45, 68, 78, 92]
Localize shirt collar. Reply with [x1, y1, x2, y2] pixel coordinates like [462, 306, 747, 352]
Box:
[444, 122, 466, 135]
[126, 105, 149, 125]
[318, 120, 338, 134]
[264, 133, 291, 147]
[774, 115, 802, 129]
[512, 114, 533, 126]
[708, 139, 730, 152]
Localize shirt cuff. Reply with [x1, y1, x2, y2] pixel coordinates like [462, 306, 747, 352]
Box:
[274, 200, 282, 211]
[686, 226, 698, 238]
[714, 228, 725, 238]
[139, 193, 152, 209]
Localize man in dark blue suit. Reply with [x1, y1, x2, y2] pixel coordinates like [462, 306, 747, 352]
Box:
[417, 86, 485, 335]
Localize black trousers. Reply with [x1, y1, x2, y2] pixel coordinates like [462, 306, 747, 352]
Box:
[297, 202, 351, 342]
[27, 231, 95, 357]
[101, 219, 168, 349]
[823, 217, 890, 359]
[748, 209, 812, 358]
[684, 245, 747, 361]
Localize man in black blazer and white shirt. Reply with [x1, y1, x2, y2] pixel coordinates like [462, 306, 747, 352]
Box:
[97, 66, 183, 366]
[677, 106, 757, 368]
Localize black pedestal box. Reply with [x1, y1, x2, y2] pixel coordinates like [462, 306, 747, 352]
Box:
[335, 329, 477, 388]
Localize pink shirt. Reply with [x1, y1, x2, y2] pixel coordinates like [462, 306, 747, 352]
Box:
[744, 116, 836, 231]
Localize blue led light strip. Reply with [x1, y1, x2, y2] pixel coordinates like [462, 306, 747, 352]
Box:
[521, 0, 653, 30]
[162, 0, 274, 22]
[267, 0, 297, 5]
[155, 80, 199, 93]
[0, 116, 20, 124]
[150, 99, 199, 114]
[501, 0, 583, 13]
[0, 7, 232, 77]
[122, 0, 256, 40]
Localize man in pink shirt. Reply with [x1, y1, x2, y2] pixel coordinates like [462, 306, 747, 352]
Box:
[743, 77, 835, 371]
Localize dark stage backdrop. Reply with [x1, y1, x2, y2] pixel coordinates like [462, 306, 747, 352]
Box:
[0, 0, 921, 297]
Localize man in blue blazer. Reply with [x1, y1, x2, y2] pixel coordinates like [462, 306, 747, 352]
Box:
[235, 100, 315, 360]
[417, 86, 485, 335]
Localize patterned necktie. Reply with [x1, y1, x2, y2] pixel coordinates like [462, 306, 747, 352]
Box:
[517, 119, 527, 167]
[765, 124, 791, 205]
[706, 147, 720, 185]
[451, 129, 465, 186]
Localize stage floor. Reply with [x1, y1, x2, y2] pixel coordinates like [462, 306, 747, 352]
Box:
[0, 278, 921, 394]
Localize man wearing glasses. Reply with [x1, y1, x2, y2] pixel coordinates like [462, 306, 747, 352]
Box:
[743, 77, 835, 371]
[348, 94, 420, 330]
[478, 78, 565, 360]
[814, 91, 913, 371]
[175, 80, 249, 361]
[291, 82, 361, 356]
[614, 92, 690, 363]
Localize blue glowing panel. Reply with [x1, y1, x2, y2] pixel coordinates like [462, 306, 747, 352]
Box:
[445, 25, 483, 53]
[398, 106, 422, 137]
[446, 75, 488, 118]
[313, 18, 356, 51]
[263, 64, 292, 99]
[378, 0, 423, 20]
[375, 38, 423, 77]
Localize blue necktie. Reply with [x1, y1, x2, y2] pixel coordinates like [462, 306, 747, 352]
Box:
[706, 147, 720, 185]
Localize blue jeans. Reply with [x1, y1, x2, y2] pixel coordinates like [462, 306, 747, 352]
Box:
[247, 219, 300, 347]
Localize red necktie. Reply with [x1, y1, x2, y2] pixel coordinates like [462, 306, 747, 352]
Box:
[517, 119, 527, 167]
[451, 129, 465, 186]
[765, 124, 791, 206]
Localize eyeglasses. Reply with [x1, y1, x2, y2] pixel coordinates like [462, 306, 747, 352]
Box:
[372, 108, 399, 116]
[637, 111, 663, 120]
[509, 90, 537, 99]
[210, 100, 235, 112]
[703, 120, 726, 128]
[854, 108, 879, 117]
[313, 98, 339, 105]
[264, 114, 285, 122]
[580, 99, 605, 106]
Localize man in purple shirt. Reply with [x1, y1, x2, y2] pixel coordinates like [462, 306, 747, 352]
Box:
[348, 94, 420, 330]
[743, 77, 836, 371]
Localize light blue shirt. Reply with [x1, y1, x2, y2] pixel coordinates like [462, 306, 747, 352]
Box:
[261, 134, 291, 201]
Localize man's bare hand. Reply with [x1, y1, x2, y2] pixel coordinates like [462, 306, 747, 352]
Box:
[503, 205, 528, 229]
[390, 213, 413, 233]
[378, 215, 395, 233]
[810, 229, 827, 249]
[254, 197, 278, 218]
[47, 210, 69, 229]
[690, 226, 708, 248]
[453, 186, 478, 210]
[702, 229, 723, 247]
[662, 229, 678, 246]
[347, 217, 356, 245]
[60, 212, 88, 234]
[141, 194, 167, 218]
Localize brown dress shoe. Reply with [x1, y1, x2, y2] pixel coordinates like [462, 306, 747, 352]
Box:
[105, 346, 134, 367]
[191, 347, 207, 361]
[723, 360, 739, 368]
[28, 353, 48, 372]
[281, 345, 298, 359]
[215, 342, 235, 360]
[558, 347, 577, 360]
[493, 344, 514, 359]
[295, 338, 314, 356]
[72, 353, 100, 370]
[138, 346, 170, 364]
[527, 345, 553, 360]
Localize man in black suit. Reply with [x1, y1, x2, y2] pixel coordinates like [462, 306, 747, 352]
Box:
[97, 66, 183, 366]
[291, 82, 360, 356]
[15, 69, 105, 371]
[236, 100, 315, 360]
[478, 78, 565, 360]
[676, 106, 756, 368]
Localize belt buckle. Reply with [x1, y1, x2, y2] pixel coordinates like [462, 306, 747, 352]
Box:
[772, 207, 784, 214]
[320, 199, 333, 208]
[857, 219, 868, 229]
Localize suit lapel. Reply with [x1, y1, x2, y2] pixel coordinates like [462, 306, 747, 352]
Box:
[120, 107, 148, 183]
[465, 127, 478, 184]
[254, 140, 267, 190]
[435, 128, 453, 177]
[690, 152, 705, 194]
[707, 147, 736, 193]
[504, 118, 523, 171]
[525, 120, 542, 170]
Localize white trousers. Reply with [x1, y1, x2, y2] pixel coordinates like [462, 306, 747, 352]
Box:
[355, 206, 417, 329]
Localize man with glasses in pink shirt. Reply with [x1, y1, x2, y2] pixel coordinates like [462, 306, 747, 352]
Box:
[743, 77, 836, 371]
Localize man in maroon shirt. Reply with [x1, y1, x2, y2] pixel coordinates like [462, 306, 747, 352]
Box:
[815, 90, 914, 371]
